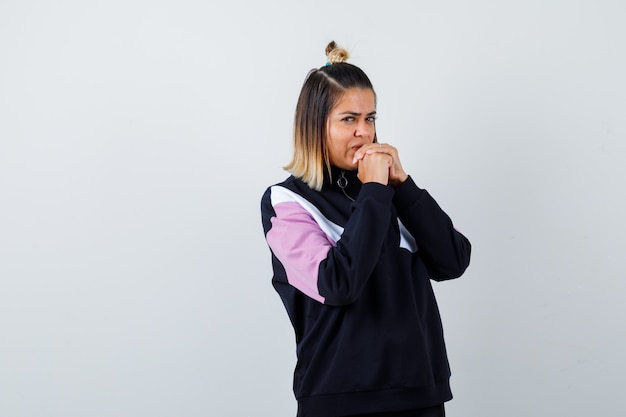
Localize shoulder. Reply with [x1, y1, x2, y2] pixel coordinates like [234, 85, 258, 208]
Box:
[261, 176, 306, 220]
[262, 175, 316, 203]
[262, 177, 315, 212]
[262, 178, 344, 244]
[260, 176, 323, 236]
[261, 175, 338, 222]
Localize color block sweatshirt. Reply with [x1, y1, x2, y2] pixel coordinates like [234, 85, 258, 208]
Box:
[260, 168, 471, 417]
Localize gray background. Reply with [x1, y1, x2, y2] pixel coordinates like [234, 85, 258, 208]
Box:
[1, 1, 625, 416]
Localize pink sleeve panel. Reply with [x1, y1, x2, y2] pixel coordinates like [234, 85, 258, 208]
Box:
[266, 201, 338, 304]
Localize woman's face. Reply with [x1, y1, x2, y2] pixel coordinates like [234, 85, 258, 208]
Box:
[326, 88, 377, 170]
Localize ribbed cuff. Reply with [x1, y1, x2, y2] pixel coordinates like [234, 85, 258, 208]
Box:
[392, 176, 425, 211]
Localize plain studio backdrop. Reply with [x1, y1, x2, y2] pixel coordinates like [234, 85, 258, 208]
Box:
[1, 1, 625, 416]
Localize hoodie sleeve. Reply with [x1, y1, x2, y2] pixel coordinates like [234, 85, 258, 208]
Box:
[262, 183, 394, 306]
[392, 176, 471, 280]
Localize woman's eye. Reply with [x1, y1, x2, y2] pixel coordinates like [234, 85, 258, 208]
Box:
[342, 117, 355, 122]
[366, 116, 376, 123]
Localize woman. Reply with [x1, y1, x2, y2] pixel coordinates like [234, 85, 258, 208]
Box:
[260, 41, 471, 417]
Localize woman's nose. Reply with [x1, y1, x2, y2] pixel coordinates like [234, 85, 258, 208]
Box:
[355, 121, 370, 137]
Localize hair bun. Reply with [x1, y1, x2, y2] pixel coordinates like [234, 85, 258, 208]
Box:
[325, 41, 349, 64]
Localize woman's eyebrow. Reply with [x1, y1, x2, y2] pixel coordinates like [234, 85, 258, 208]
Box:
[337, 111, 377, 116]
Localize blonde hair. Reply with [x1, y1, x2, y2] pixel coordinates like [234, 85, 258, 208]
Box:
[284, 41, 376, 190]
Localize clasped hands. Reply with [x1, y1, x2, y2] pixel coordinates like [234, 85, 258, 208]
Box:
[353, 143, 409, 188]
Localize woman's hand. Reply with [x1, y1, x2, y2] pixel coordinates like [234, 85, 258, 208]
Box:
[356, 151, 392, 185]
[353, 142, 409, 187]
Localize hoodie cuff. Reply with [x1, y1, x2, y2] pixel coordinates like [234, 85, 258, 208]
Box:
[358, 181, 395, 204]
[392, 176, 426, 211]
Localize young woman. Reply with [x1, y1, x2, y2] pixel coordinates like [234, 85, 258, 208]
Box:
[260, 41, 471, 417]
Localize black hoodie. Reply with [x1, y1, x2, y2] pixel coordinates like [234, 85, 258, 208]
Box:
[260, 168, 471, 417]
